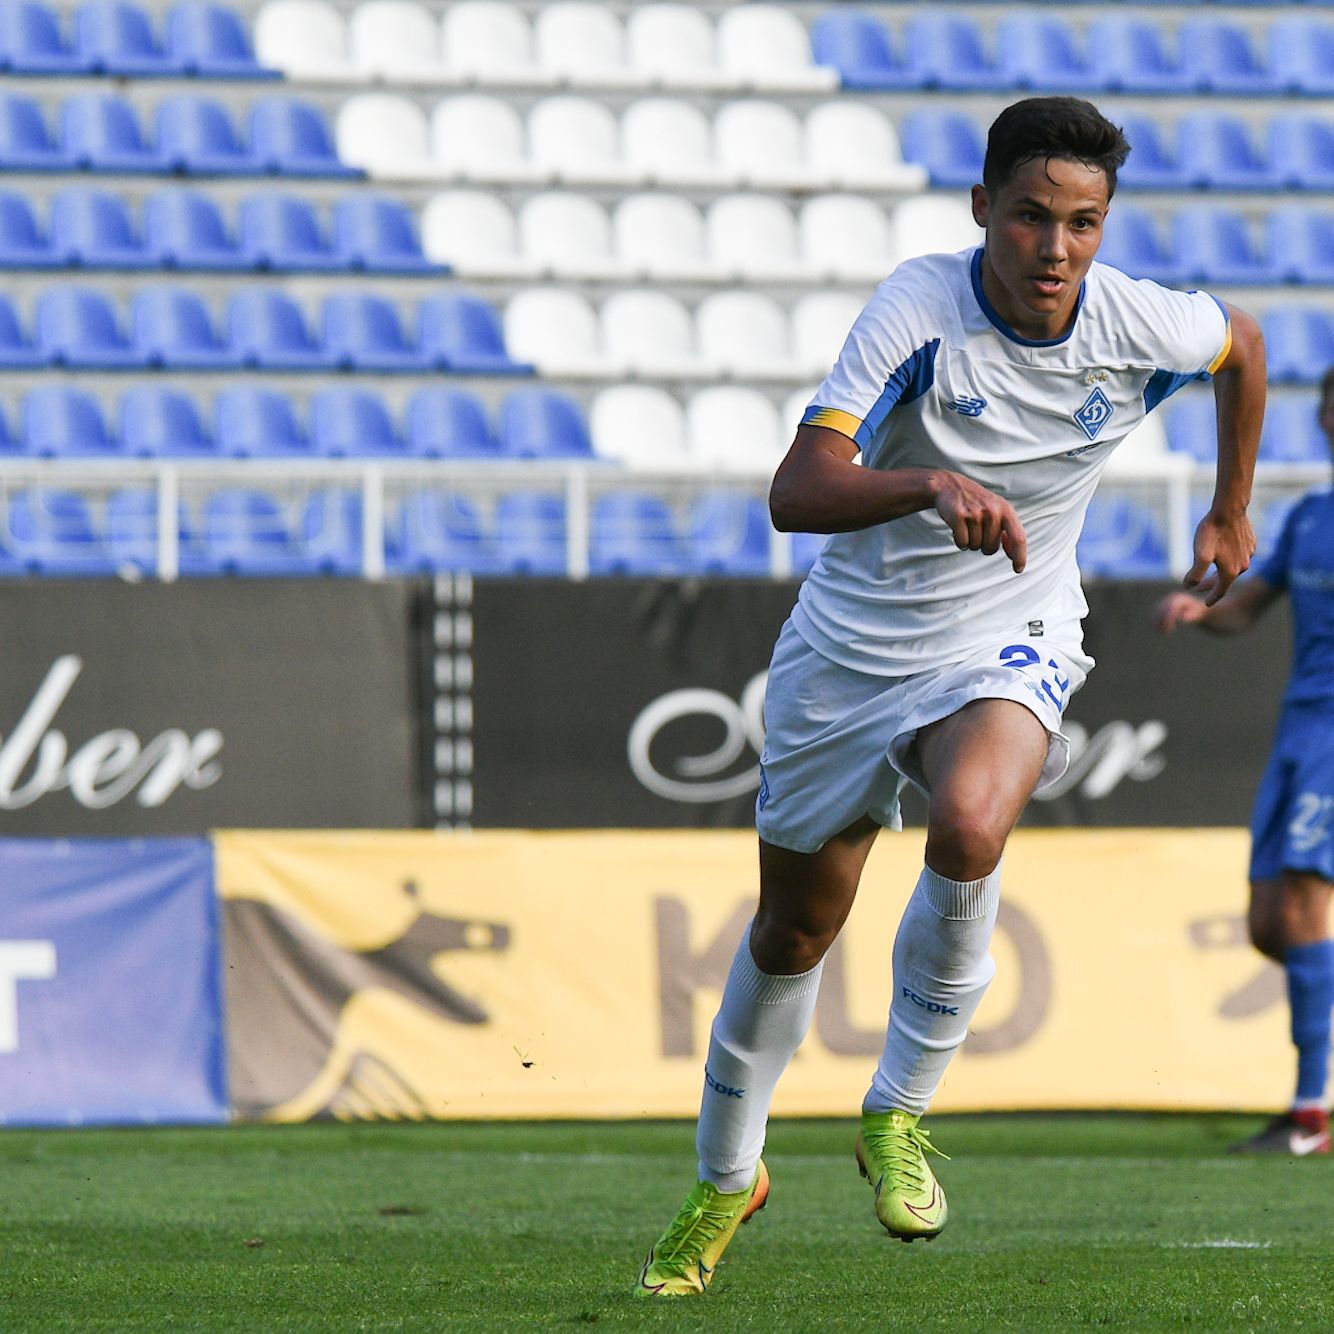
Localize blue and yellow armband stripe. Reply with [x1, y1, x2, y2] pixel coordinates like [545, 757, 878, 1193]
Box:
[801, 405, 863, 440]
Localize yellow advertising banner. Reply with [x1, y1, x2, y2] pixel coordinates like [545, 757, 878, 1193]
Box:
[214, 829, 1289, 1121]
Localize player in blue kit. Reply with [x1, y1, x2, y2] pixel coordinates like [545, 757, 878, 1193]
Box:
[1157, 366, 1334, 1157]
[635, 96, 1266, 1296]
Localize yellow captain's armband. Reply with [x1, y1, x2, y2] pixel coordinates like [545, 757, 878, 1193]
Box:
[801, 406, 863, 440]
[1206, 320, 1232, 375]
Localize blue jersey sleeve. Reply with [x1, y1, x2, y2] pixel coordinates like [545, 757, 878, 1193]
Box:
[1258, 500, 1304, 592]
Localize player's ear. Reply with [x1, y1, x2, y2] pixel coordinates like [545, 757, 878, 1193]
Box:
[970, 184, 990, 229]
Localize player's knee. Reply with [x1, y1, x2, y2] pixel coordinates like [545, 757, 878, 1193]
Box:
[924, 805, 1006, 882]
[1246, 901, 1286, 962]
[749, 914, 837, 975]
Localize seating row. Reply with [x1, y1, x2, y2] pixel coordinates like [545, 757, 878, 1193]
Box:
[1169, 397, 1332, 465]
[813, 11, 1334, 96]
[0, 0, 269, 78]
[0, 287, 530, 373]
[0, 91, 357, 176]
[256, 0, 835, 93]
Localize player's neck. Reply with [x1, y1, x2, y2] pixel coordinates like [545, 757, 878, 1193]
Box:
[977, 251, 1079, 343]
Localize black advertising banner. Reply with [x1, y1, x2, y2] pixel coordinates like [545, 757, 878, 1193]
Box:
[467, 579, 1293, 829]
[0, 581, 422, 834]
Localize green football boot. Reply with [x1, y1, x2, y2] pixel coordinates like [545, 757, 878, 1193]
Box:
[634, 1161, 770, 1296]
[855, 1109, 948, 1241]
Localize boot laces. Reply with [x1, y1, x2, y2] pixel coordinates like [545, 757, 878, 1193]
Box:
[865, 1122, 949, 1192]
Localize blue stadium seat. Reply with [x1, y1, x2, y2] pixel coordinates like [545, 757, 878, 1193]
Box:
[1262, 308, 1334, 384]
[331, 194, 438, 273]
[807, 12, 918, 91]
[322, 292, 426, 371]
[1177, 18, 1280, 96]
[237, 192, 341, 270]
[119, 385, 216, 456]
[248, 97, 358, 177]
[498, 387, 593, 459]
[1096, 206, 1182, 285]
[213, 385, 310, 456]
[393, 492, 508, 574]
[9, 488, 119, 575]
[590, 493, 685, 576]
[75, 0, 180, 76]
[0, 189, 57, 267]
[50, 185, 150, 267]
[790, 529, 826, 577]
[0, 92, 72, 169]
[1076, 496, 1170, 579]
[902, 13, 1001, 91]
[404, 388, 498, 459]
[144, 188, 247, 269]
[0, 2, 90, 74]
[201, 488, 315, 575]
[1115, 114, 1189, 191]
[22, 385, 117, 456]
[0, 404, 21, 459]
[156, 94, 259, 173]
[35, 286, 142, 367]
[309, 386, 403, 456]
[1164, 396, 1216, 464]
[418, 293, 534, 375]
[61, 91, 165, 172]
[1171, 207, 1281, 286]
[995, 14, 1100, 92]
[105, 486, 206, 576]
[1085, 17, 1189, 94]
[132, 286, 237, 368]
[1259, 398, 1328, 466]
[1271, 18, 1334, 97]
[899, 110, 985, 188]
[1269, 114, 1334, 192]
[0, 294, 41, 366]
[686, 494, 771, 576]
[495, 491, 567, 575]
[302, 489, 363, 576]
[1267, 207, 1334, 285]
[166, 1, 276, 79]
[1178, 113, 1282, 191]
[226, 289, 332, 369]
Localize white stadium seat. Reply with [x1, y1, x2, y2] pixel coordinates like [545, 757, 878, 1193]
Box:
[505, 288, 612, 377]
[601, 290, 708, 379]
[590, 385, 692, 470]
[518, 193, 630, 279]
[613, 194, 720, 282]
[626, 3, 728, 90]
[706, 195, 808, 282]
[804, 103, 929, 193]
[337, 93, 437, 178]
[716, 5, 838, 94]
[255, 0, 351, 80]
[687, 386, 785, 473]
[782, 385, 819, 434]
[349, 0, 442, 82]
[440, 1, 544, 86]
[534, 3, 642, 88]
[799, 195, 898, 282]
[432, 95, 543, 183]
[1104, 411, 1181, 477]
[715, 100, 818, 191]
[696, 291, 800, 379]
[528, 96, 639, 186]
[790, 292, 864, 379]
[890, 196, 980, 263]
[420, 191, 538, 277]
[621, 98, 730, 188]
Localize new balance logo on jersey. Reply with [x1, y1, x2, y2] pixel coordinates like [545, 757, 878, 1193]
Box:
[1073, 386, 1114, 441]
[901, 986, 959, 1016]
[946, 395, 987, 417]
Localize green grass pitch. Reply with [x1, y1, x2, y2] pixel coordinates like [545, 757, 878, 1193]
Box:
[0, 1115, 1330, 1331]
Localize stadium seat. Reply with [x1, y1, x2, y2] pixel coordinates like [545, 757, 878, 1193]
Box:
[714, 100, 812, 191]
[1262, 308, 1334, 384]
[1172, 207, 1281, 286]
[301, 488, 363, 575]
[254, 0, 351, 80]
[903, 13, 1001, 92]
[996, 14, 1100, 91]
[62, 92, 166, 172]
[686, 387, 785, 474]
[517, 193, 627, 280]
[1103, 412, 1171, 477]
[238, 193, 341, 270]
[1178, 18, 1280, 96]
[695, 290, 797, 379]
[0, 294, 39, 367]
[790, 529, 826, 577]
[686, 493, 771, 576]
[1259, 397, 1328, 466]
[349, 0, 441, 82]
[0, 189, 56, 267]
[589, 384, 689, 469]
[601, 289, 702, 378]
[1164, 395, 1216, 463]
[1267, 207, 1334, 285]
[337, 93, 435, 179]
[50, 185, 150, 267]
[132, 286, 237, 368]
[1269, 114, 1334, 192]
[322, 292, 426, 371]
[1271, 17, 1334, 97]
[533, 2, 638, 88]
[799, 194, 897, 282]
[119, 385, 216, 456]
[613, 194, 718, 282]
[75, 1, 179, 76]
[889, 195, 979, 262]
[156, 94, 260, 173]
[331, 194, 437, 272]
[590, 492, 684, 576]
[899, 110, 986, 188]
[106, 487, 201, 577]
[213, 384, 310, 456]
[528, 96, 636, 187]
[716, 5, 837, 94]
[804, 102, 927, 193]
[0, 92, 71, 170]
[418, 292, 533, 374]
[494, 490, 567, 575]
[201, 488, 314, 575]
[503, 288, 604, 377]
[144, 188, 247, 270]
[394, 492, 507, 575]
[404, 387, 497, 459]
[625, 3, 725, 89]
[9, 488, 118, 575]
[226, 288, 332, 369]
[432, 94, 540, 183]
[440, 0, 540, 86]
[1178, 113, 1282, 191]
[707, 194, 806, 282]
[809, 11, 916, 92]
[167, 1, 275, 79]
[790, 292, 862, 379]
[1076, 496, 1169, 579]
[621, 98, 728, 189]
[35, 286, 142, 367]
[21, 385, 118, 456]
[419, 190, 533, 277]
[0, 1, 90, 74]
[309, 386, 403, 456]
[1115, 113, 1189, 191]
[251, 97, 358, 177]
[1096, 205, 1182, 285]
[1084, 17, 1188, 95]
[498, 387, 593, 459]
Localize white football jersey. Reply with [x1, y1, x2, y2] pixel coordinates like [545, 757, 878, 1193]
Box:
[793, 247, 1230, 676]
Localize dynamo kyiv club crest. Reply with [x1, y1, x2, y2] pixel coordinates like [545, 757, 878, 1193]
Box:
[1073, 386, 1114, 441]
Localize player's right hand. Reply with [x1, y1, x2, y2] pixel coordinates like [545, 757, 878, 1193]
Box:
[929, 471, 1027, 573]
[1153, 591, 1208, 634]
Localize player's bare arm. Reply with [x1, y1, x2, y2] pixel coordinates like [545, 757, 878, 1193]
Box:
[1155, 572, 1281, 636]
[1186, 302, 1265, 606]
[769, 424, 1028, 572]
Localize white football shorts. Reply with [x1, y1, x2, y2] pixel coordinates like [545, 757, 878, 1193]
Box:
[755, 620, 1091, 854]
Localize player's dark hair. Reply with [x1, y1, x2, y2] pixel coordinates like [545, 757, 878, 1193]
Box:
[983, 97, 1131, 198]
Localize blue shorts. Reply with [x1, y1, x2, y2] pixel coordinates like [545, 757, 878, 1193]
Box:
[1249, 704, 1334, 882]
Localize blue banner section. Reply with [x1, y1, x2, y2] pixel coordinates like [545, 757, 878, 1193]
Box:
[0, 838, 226, 1126]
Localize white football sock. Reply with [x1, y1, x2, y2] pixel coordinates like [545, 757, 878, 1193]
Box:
[863, 863, 1001, 1117]
[696, 922, 824, 1193]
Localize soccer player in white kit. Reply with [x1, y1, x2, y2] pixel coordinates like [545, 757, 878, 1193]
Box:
[635, 97, 1266, 1297]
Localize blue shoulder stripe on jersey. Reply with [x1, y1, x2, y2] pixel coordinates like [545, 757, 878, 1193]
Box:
[856, 340, 941, 448]
[970, 248, 1085, 348]
[1143, 367, 1208, 413]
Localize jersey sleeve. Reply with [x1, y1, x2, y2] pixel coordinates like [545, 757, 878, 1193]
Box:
[801, 265, 943, 451]
[1140, 289, 1232, 412]
[1257, 499, 1303, 592]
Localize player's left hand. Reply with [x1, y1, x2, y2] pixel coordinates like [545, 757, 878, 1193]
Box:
[1184, 507, 1256, 606]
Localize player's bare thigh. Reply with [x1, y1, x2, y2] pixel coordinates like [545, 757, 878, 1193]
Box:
[1249, 874, 1334, 962]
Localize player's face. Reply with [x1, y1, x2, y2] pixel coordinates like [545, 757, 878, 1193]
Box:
[970, 156, 1110, 342]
